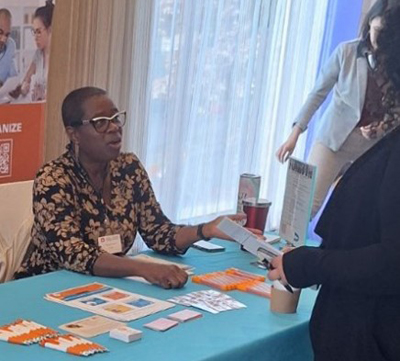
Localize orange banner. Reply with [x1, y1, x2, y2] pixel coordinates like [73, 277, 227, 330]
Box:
[0, 103, 44, 183]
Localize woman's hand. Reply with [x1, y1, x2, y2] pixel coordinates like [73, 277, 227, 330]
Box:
[267, 255, 288, 284]
[276, 127, 302, 163]
[267, 247, 294, 285]
[139, 262, 188, 289]
[360, 123, 383, 140]
[202, 214, 264, 240]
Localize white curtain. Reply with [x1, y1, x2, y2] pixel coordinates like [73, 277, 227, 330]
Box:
[132, 0, 329, 229]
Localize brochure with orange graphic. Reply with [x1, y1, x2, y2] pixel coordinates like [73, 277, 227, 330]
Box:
[45, 283, 175, 322]
[59, 315, 125, 338]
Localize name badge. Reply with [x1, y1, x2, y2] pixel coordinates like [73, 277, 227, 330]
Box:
[98, 234, 122, 254]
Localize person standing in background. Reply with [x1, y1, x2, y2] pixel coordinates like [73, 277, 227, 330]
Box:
[276, 0, 395, 218]
[0, 8, 17, 86]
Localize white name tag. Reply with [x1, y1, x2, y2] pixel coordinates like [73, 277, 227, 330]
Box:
[98, 234, 122, 254]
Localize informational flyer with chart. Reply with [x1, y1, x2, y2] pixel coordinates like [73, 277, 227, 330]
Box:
[279, 157, 316, 247]
[45, 283, 175, 322]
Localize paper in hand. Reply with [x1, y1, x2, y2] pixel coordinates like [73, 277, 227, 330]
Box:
[217, 217, 282, 262]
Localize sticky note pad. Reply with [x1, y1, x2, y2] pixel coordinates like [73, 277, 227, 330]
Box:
[109, 326, 142, 343]
[144, 318, 178, 332]
[167, 309, 202, 323]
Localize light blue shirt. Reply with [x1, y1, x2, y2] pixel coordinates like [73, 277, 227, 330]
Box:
[0, 37, 17, 84]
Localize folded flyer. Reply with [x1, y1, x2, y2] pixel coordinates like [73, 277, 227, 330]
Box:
[45, 283, 175, 322]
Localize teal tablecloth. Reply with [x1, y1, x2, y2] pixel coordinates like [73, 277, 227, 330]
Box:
[0, 241, 316, 360]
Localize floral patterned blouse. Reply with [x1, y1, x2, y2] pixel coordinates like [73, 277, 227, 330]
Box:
[14, 148, 184, 278]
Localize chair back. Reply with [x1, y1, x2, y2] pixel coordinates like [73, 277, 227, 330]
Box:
[0, 180, 34, 282]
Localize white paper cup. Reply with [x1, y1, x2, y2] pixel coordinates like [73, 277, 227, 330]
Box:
[270, 280, 301, 314]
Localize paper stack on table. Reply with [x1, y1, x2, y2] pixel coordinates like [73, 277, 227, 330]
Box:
[109, 326, 142, 343]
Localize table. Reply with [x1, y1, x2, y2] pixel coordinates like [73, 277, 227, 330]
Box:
[0, 240, 316, 360]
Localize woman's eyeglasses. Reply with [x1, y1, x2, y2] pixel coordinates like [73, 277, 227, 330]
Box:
[31, 28, 46, 36]
[71, 111, 127, 133]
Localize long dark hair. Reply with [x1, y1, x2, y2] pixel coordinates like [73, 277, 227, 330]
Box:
[34, 0, 54, 29]
[357, 0, 396, 56]
[377, 6, 400, 90]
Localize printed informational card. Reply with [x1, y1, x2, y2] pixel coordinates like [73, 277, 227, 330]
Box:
[279, 157, 316, 247]
[45, 283, 175, 322]
[168, 290, 246, 314]
[144, 318, 179, 332]
[59, 316, 125, 338]
[167, 309, 202, 323]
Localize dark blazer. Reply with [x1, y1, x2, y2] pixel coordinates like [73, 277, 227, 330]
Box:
[283, 126, 400, 361]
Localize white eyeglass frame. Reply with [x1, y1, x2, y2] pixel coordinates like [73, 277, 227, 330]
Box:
[72, 110, 127, 133]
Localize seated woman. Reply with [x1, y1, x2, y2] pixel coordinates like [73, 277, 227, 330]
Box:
[14, 86, 250, 288]
[268, 6, 400, 361]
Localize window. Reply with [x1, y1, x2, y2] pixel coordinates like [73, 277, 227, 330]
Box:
[142, 0, 328, 227]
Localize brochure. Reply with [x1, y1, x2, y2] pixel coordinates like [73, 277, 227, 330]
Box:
[45, 283, 175, 322]
[279, 157, 317, 246]
[59, 315, 125, 338]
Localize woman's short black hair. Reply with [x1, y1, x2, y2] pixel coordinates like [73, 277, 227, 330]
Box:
[34, 0, 54, 29]
[377, 5, 400, 91]
[61, 87, 107, 128]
